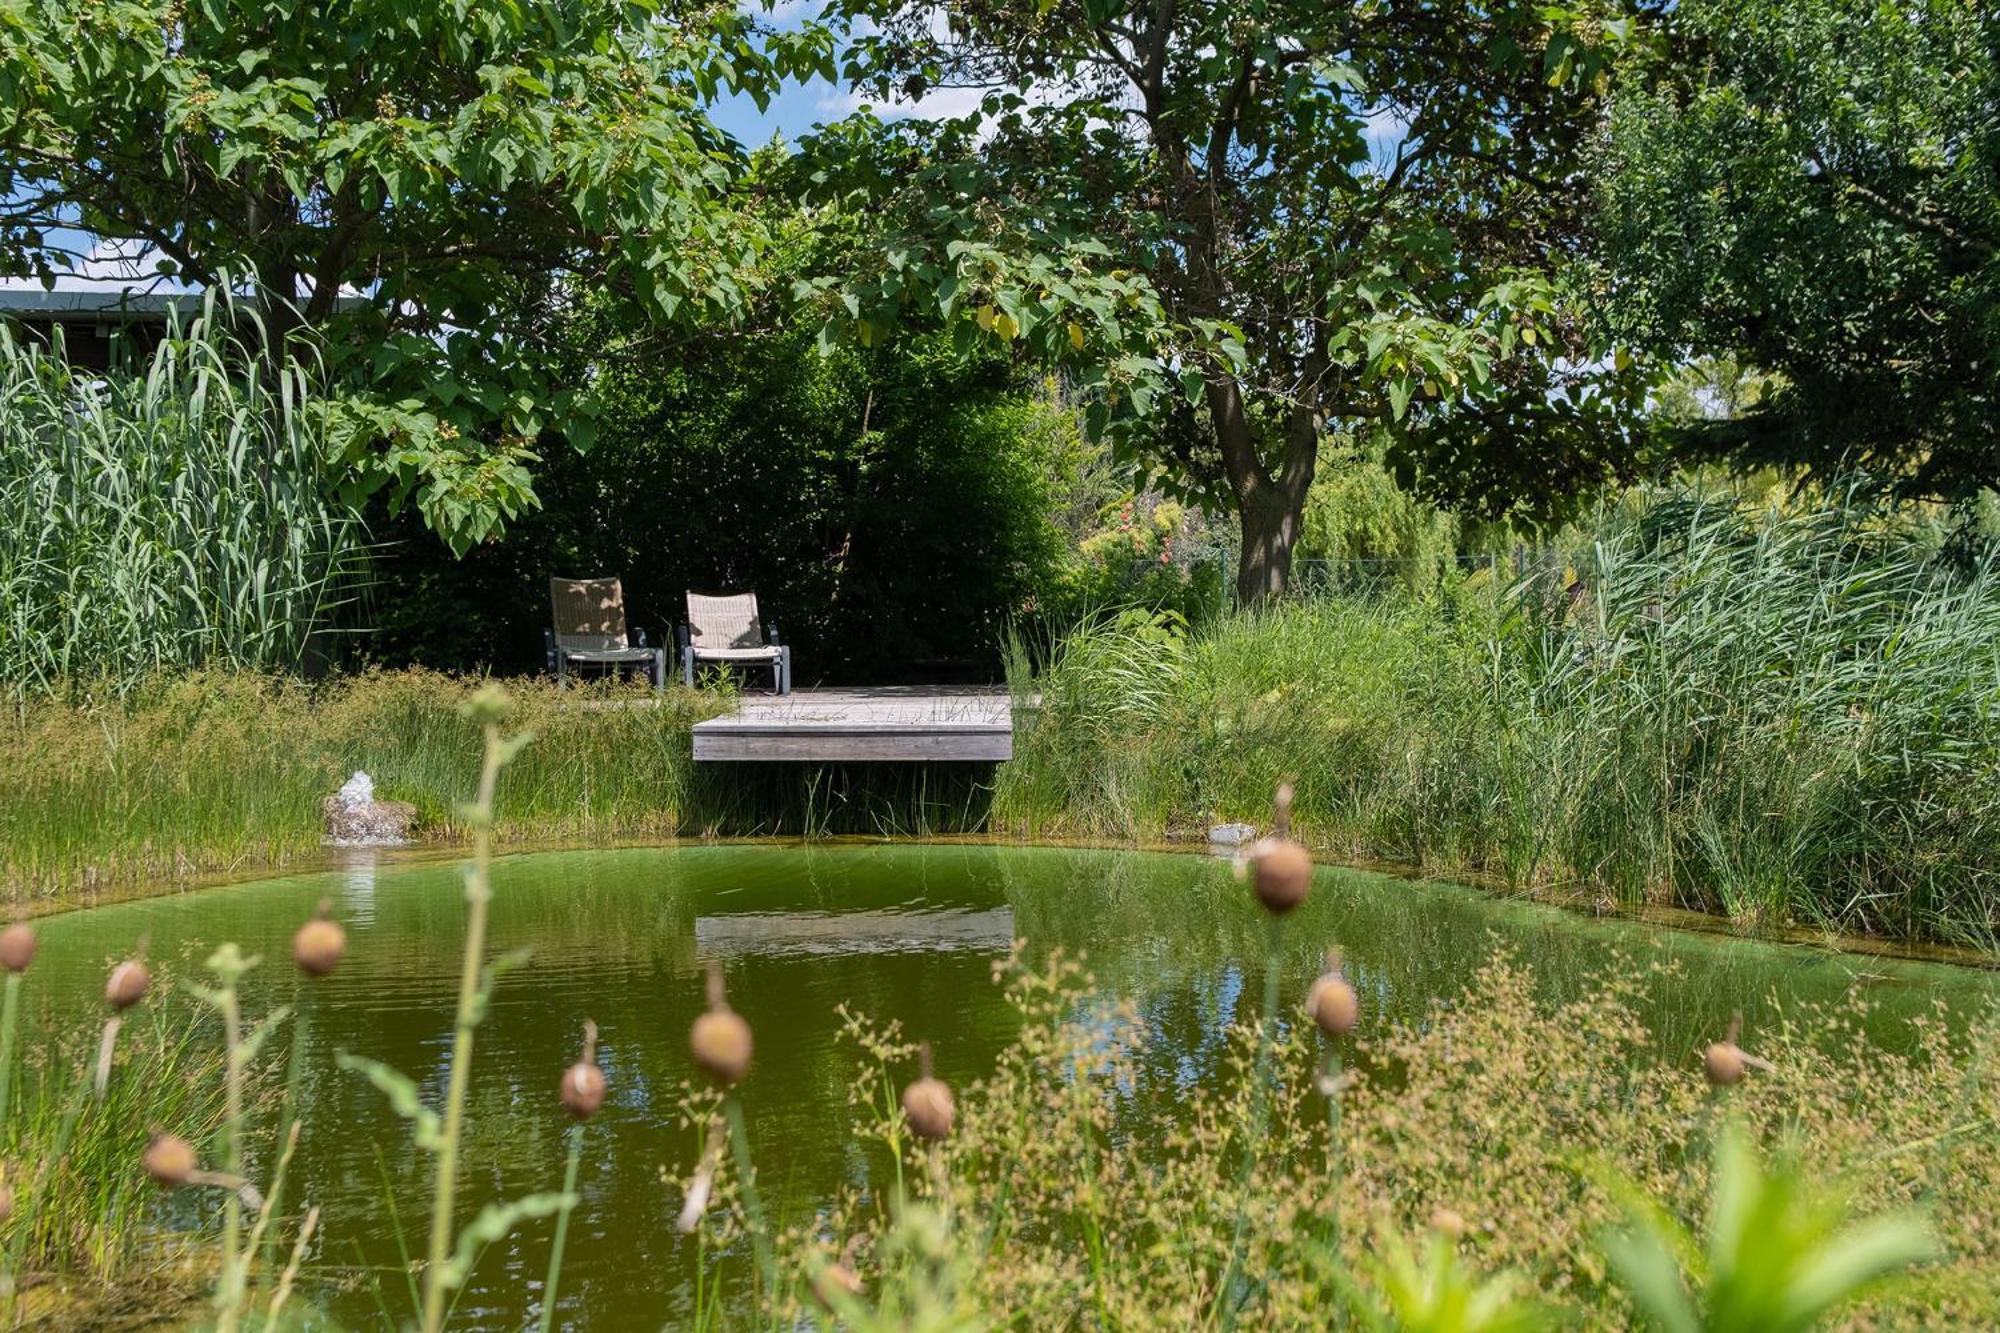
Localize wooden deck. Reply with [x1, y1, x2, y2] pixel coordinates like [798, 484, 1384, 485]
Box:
[690, 687, 1015, 762]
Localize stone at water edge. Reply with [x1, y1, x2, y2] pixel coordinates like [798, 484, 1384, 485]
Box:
[1207, 823, 1259, 848]
[323, 769, 417, 845]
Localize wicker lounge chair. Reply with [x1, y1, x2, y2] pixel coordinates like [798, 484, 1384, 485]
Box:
[679, 591, 790, 694]
[546, 576, 666, 690]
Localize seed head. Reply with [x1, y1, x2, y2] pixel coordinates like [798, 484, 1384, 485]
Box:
[0, 923, 34, 973]
[689, 963, 752, 1087]
[106, 959, 150, 1011]
[561, 1019, 607, 1120]
[1704, 1012, 1754, 1087]
[1429, 1207, 1468, 1241]
[292, 903, 346, 978]
[901, 1044, 955, 1141]
[143, 1134, 197, 1186]
[1250, 784, 1311, 914]
[0, 1183, 12, 1223]
[1308, 951, 1359, 1037]
[813, 1262, 864, 1310]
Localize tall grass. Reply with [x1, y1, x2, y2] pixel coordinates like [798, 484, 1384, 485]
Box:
[997, 484, 2000, 948]
[0, 671, 718, 906]
[2, 1002, 224, 1308]
[0, 309, 364, 696]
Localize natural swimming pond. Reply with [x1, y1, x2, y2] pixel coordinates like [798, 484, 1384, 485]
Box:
[23, 843, 2000, 1328]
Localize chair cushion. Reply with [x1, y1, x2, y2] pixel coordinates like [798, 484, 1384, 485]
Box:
[691, 646, 783, 662]
[561, 648, 658, 663]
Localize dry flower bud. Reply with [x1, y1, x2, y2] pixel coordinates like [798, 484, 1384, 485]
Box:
[1429, 1207, 1468, 1241]
[0, 1182, 12, 1223]
[106, 960, 150, 1010]
[901, 1044, 955, 1141]
[1705, 1012, 1752, 1087]
[689, 963, 752, 1087]
[561, 1019, 607, 1120]
[1309, 951, 1359, 1037]
[1249, 783, 1311, 914]
[292, 907, 347, 978]
[143, 1134, 198, 1186]
[0, 923, 35, 973]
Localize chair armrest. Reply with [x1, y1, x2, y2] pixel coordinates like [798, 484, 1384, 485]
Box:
[766, 619, 782, 646]
[675, 622, 691, 653]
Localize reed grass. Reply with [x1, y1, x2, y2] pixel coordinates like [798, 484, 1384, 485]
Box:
[996, 484, 2000, 948]
[0, 311, 365, 697]
[0, 670, 719, 908]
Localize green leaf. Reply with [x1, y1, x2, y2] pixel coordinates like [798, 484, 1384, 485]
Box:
[438, 1193, 576, 1291]
[336, 1052, 444, 1151]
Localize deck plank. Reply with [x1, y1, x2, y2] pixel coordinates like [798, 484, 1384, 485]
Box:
[691, 687, 1015, 762]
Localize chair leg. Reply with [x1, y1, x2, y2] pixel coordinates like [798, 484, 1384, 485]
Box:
[556, 655, 567, 691]
[779, 647, 792, 695]
[652, 649, 666, 692]
[682, 648, 695, 689]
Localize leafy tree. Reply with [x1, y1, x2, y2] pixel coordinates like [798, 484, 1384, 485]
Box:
[1590, 0, 2000, 495]
[0, 0, 833, 549]
[795, 0, 1650, 599]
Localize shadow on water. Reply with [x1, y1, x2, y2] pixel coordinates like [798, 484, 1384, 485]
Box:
[20, 843, 2000, 1329]
[682, 762, 997, 837]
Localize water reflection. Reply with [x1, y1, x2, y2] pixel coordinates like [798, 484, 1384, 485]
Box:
[694, 907, 1015, 958]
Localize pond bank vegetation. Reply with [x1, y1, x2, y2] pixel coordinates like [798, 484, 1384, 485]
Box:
[1000, 484, 2000, 951]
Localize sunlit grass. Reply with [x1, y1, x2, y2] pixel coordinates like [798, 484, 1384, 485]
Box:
[998, 484, 2000, 949]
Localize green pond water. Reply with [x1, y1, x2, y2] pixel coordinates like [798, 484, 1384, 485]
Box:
[22, 842, 2000, 1329]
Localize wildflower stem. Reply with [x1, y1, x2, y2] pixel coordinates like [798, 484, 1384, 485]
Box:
[261, 997, 310, 1274]
[421, 722, 505, 1333]
[723, 1095, 776, 1310]
[1217, 915, 1286, 1332]
[538, 1124, 586, 1333]
[1323, 1049, 1344, 1253]
[0, 971, 21, 1125]
[215, 973, 245, 1333]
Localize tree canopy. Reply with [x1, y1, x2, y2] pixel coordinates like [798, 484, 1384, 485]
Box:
[0, 0, 833, 549]
[793, 0, 1651, 598]
[1590, 0, 2000, 495]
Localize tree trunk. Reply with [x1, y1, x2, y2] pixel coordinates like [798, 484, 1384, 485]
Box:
[1206, 372, 1319, 606]
[1236, 485, 1302, 604]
